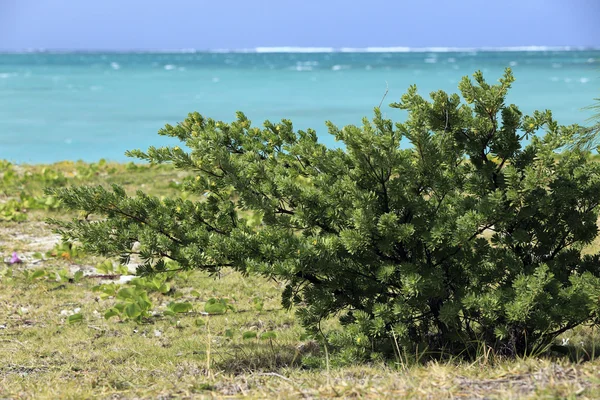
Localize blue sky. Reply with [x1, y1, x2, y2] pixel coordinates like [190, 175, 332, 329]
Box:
[1, 0, 599, 50]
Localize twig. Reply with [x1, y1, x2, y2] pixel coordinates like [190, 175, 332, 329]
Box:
[83, 274, 121, 280]
[87, 325, 105, 331]
[0, 338, 26, 347]
[378, 81, 389, 109]
[253, 372, 310, 398]
[254, 372, 293, 383]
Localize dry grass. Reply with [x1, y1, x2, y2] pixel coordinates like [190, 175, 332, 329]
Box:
[2, 161, 600, 399]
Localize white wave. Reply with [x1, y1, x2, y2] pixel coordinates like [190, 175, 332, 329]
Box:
[480, 46, 571, 52]
[552, 63, 562, 68]
[343, 46, 580, 53]
[588, 58, 596, 63]
[209, 48, 238, 53]
[0, 73, 16, 79]
[255, 47, 334, 53]
[564, 78, 572, 83]
[297, 61, 319, 66]
[339, 47, 371, 52]
[331, 65, 350, 71]
[110, 62, 120, 70]
[292, 65, 313, 71]
[447, 57, 456, 63]
[64, 138, 73, 145]
[509, 61, 518, 66]
[424, 56, 438, 64]
[293, 60, 319, 71]
[212, 77, 220, 83]
[580, 77, 590, 83]
[164, 64, 176, 70]
[364, 47, 412, 52]
[6, 46, 598, 55]
[550, 76, 559, 82]
[182, 45, 592, 53]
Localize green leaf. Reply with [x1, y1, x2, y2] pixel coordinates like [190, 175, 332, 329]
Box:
[125, 303, 142, 319]
[116, 288, 136, 301]
[116, 264, 129, 275]
[158, 283, 170, 294]
[67, 313, 83, 324]
[31, 270, 46, 280]
[253, 297, 264, 312]
[73, 270, 84, 282]
[104, 308, 120, 320]
[242, 331, 257, 340]
[260, 331, 277, 340]
[204, 298, 227, 314]
[168, 302, 193, 313]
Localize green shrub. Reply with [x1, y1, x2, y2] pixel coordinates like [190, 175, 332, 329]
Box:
[49, 69, 600, 359]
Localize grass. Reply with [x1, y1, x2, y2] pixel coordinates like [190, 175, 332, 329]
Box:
[2, 160, 600, 398]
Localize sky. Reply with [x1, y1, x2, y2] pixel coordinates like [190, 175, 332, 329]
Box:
[1, 0, 599, 51]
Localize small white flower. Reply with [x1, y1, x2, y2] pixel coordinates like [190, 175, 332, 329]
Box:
[60, 309, 70, 316]
[562, 337, 570, 346]
[154, 330, 162, 337]
[73, 308, 81, 314]
[20, 307, 29, 314]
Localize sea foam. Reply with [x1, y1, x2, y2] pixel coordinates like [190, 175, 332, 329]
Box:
[243, 46, 593, 53]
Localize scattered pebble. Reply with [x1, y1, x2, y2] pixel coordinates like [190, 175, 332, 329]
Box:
[118, 275, 136, 284]
[59, 308, 81, 317]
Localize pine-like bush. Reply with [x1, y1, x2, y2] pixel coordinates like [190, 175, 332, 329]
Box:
[49, 69, 600, 359]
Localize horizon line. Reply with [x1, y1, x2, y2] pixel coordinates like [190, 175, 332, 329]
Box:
[1, 45, 599, 54]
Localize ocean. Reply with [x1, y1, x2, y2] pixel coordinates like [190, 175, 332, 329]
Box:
[0, 48, 598, 164]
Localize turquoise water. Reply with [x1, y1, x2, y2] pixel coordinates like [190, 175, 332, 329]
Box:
[0, 50, 598, 163]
